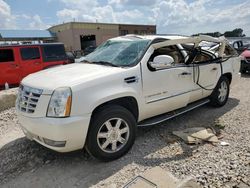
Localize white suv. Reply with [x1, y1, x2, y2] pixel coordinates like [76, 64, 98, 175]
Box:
[16, 35, 240, 161]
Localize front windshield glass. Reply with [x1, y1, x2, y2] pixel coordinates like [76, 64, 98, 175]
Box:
[82, 38, 150, 67]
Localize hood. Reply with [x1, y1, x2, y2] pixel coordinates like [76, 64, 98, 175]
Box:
[22, 63, 124, 94]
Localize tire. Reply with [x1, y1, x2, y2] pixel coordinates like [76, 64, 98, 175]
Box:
[86, 105, 136, 161]
[240, 68, 246, 74]
[209, 76, 230, 107]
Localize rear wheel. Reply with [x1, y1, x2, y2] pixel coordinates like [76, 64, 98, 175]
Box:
[210, 76, 230, 107]
[86, 105, 136, 161]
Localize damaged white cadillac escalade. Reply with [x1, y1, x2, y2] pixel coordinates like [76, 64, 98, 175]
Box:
[16, 35, 240, 161]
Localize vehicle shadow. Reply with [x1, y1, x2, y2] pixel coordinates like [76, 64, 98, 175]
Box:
[0, 97, 239, 187]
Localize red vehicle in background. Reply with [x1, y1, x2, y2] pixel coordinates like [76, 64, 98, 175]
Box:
[240, 47, 250, 73]
[0, 43, 70, 90]
[232, 40, 250, 73]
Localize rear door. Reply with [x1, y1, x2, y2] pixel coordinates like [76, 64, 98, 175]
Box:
[192, 51, 220, 98]
[18, 46, 43, 78]
[0, 48, 22, 87]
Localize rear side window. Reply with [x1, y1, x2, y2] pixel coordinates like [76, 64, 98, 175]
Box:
[0, 49, 14, 63]
[224, 44, 238, 56]
[42, 45, 66, 62]
[20, 47, 40, 60]
[194, 52, 213, 63]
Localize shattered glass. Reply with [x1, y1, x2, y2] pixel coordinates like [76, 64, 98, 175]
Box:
[83, 39, 150, 67]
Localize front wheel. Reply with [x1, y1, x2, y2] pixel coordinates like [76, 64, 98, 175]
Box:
[209, 76, 230, 107]
[86, 105, 136, 161]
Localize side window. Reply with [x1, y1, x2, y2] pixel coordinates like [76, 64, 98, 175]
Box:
[0, 49, 14, 63]
[224, 44, 238, 56]
[20, 47, 40, 60]
[42, 45, 66, 61]
[193, 52, 213, 63]
[149, 45, 184, 65]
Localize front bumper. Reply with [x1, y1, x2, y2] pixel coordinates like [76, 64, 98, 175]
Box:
[17, 112, 91, 152]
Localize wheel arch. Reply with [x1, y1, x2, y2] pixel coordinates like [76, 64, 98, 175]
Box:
[91, 96, 139, 123]
[222, 72, 232, 84]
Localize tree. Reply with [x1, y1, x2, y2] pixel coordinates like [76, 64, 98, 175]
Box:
[192, 28, 246, 37]
[224, 28, 245, 37]
[192, 32, 222, 37]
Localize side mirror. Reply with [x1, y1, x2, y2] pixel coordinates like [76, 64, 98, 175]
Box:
[149, 55, 174, 70]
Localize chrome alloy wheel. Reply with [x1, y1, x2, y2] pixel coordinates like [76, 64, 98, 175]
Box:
[97, 118, 130, 153]
[218, 80, 228, 103]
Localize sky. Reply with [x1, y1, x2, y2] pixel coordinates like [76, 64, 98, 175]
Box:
[0, 0, 250, 36]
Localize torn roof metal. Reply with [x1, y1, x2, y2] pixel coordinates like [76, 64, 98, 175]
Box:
[151, 35, 227, 57]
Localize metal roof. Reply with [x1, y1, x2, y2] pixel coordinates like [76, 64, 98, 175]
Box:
[0, 30, 55, 39]
[0, 43, 64, 48]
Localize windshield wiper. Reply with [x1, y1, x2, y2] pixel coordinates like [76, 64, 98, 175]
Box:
[92, 61, 119, 67]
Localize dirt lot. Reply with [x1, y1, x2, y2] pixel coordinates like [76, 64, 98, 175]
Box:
[0, 74, 249, 188]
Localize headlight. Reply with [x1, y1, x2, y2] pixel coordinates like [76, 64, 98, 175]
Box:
[47, 87, 72, 117]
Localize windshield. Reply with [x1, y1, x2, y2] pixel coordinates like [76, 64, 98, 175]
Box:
[82, 39, 150, 67]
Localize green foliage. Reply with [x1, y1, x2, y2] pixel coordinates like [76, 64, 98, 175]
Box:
[224, 28, 245, 37]
[192, 28, 246, 37]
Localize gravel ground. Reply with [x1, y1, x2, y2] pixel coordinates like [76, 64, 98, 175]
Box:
[0, 74, 249, 188]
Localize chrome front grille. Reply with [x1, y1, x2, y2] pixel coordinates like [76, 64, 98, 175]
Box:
[17, 85, 43, 114]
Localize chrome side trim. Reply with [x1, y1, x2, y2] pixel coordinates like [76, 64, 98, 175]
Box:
[147, 90, 191, 104]
[146, 84, 213, 104]
[124, 76, 139, 84]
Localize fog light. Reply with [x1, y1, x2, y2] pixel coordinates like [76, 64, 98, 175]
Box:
[43, 138, 66, 147]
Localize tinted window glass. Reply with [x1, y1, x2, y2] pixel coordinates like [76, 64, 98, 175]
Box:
[0, 49, 14, 63]
[20, 47, 40, 60]
[42, 45, 66, 61]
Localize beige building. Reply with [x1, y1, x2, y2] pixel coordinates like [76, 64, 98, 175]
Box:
[49, 22, 156, 52]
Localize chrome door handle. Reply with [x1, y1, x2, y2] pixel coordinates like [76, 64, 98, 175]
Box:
[34, 62, 41, 65]
[211, 67, 217, 71]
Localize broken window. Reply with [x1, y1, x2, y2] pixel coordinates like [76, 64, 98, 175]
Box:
[224, 44, 238, 56]
[149, 45, 184, 65]
[83, 38, 150, 66]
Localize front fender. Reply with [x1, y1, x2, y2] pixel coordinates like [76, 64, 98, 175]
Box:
[70, 78, 142, 117]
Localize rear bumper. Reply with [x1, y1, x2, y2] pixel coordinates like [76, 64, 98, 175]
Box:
[17, 112, 91, 152]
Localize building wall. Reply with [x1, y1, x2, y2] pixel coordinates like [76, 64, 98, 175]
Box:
[119, 24, 156, 35]
[70, 23, 119, 51]
[49, 23, 75, 51]
[49, 22, 156, 52]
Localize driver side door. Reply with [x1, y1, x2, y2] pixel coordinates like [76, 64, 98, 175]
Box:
[141, 45, 194, 119]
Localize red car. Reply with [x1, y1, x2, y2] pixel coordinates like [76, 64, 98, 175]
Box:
[0, 43, 70, 89]
[240, 47, 250, 73]
[232, 40, 250, 73]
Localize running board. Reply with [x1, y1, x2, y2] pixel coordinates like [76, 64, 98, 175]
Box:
[138, 98, 210, 127]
